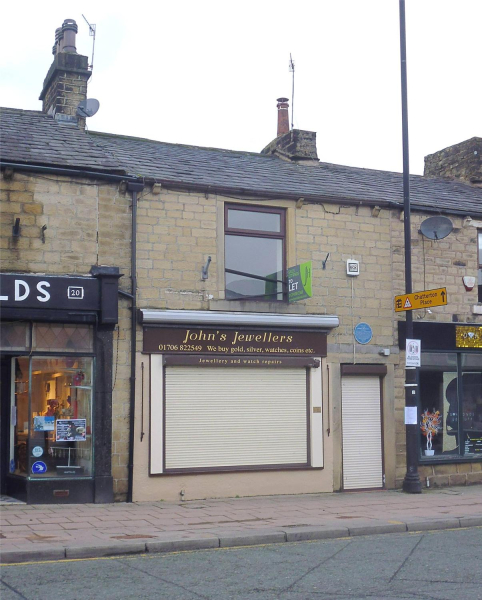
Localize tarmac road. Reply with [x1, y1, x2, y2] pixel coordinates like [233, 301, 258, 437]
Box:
[1, 527, 481, 600]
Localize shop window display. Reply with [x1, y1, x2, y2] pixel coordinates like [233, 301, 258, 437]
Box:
[419, 353, 482, 459]
[10, 355, 93, 479]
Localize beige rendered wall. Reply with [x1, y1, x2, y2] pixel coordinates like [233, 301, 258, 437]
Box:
[132, 354, 334, 502]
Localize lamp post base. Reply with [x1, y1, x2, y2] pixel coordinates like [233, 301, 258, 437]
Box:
[402, 472, 422, 494]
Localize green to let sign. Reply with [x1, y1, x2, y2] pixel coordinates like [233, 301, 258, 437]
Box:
[287, 261, 312, 303]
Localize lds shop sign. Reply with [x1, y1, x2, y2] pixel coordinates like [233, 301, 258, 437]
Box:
[143, 326, 327, 356]
[0, 273, 100, 310]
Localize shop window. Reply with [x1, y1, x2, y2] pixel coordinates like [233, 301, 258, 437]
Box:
[478, 232, 482, 302]
[225, 204, 285, 301]
[419, 353, 482, 460]
[10, 356, 93, 479]
[461, 354, 482, 457]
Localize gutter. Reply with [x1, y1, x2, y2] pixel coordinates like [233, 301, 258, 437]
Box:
[0, 161, 137, 184]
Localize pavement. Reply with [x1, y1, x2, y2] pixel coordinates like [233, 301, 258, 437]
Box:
[1, 485, 481, 564]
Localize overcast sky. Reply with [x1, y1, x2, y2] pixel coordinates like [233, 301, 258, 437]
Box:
[1, 1, 480, 175]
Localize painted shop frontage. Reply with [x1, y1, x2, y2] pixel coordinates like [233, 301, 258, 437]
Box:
[0, 269, 121, 504]
[399, 321, 482, 470]
[132, 310, 342, 502]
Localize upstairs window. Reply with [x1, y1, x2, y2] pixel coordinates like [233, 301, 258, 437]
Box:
[225, 204, 285, 301]
[478, 232, 482, 302]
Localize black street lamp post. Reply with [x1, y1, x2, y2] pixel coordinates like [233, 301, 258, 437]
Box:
[399, 0, 422, 493]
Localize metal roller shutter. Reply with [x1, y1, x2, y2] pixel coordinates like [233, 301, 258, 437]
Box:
[165, 366, 308, 470]
[342, 376, 383, 489]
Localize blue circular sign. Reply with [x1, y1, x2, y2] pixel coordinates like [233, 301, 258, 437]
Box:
[354, 322, 373, 345]
[31, 461, 47, 474]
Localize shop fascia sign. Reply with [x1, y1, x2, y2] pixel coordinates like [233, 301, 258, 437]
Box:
[287, 261, 312, 303]
[143, 325, 327, 357]
[0, 273, 99, 310]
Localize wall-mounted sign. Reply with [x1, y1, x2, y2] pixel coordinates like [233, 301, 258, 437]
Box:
[456, 325, 482, 348]
[143, 326, 327, 357]
[354, 322, 372, 344]
[406, 339, 421, 367]
[394, 287, 447, 312]
[0, 274, 99, 311]
[287, 262, 312, 303]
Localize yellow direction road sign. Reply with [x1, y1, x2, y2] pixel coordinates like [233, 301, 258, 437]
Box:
[394, 287, 447, 312]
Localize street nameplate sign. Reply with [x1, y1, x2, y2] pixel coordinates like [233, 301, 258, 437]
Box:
[394, 287, 447, 312]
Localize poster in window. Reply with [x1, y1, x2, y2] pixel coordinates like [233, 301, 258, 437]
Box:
[56, 418, 87, 441]
[33, 416, 55, 431]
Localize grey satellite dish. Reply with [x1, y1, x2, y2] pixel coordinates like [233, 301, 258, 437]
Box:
[419, 216, 453, 240]
[76, 98, 100, 118]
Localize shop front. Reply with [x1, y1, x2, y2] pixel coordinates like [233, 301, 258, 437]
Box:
[399, 322, 482, 465]
[133, 310, 339, 502]
[0, 268, 120, 504]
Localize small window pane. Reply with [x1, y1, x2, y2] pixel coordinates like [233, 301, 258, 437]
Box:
[0, 322, 30, 351]
[228, 209, 281, 233]
[33, 324, 93, 353]
[226, 235, 283, 300]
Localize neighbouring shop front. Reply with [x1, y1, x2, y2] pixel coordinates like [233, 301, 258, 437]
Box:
[0, 268, 120, 504]
[399, 322, 482, 465]
[134, 310, 339, 502]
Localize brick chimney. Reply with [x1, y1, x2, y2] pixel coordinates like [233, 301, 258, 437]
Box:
[277, 97, 290, 137]
[262, 98, 319, 164]
[39, 19, 91, 128]
[424, 138, 482, 186]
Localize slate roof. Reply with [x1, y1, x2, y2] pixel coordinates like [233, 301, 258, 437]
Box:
[2, 106, 482, 217]
[0, 108, 122, 173]
[90, 131, 482, 216]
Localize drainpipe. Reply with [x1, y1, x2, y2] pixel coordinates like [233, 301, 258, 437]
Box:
[126, 181, 144, 503]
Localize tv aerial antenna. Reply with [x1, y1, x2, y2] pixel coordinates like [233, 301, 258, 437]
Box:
[82, 14, 96, 70]
[289, 54, 295, 130]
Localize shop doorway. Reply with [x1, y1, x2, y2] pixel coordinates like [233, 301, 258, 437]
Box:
[341, 375, 383, 490]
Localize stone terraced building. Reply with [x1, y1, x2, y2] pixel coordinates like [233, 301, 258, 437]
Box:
[1, 20, 481, 504]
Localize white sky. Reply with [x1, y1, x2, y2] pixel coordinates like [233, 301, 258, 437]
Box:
[1, 0, 480, 175]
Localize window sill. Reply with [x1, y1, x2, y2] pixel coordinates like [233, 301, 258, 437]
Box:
[209, 299, 306, 314]
[152, 464, 322, 476]
[419, 455, 482, 465]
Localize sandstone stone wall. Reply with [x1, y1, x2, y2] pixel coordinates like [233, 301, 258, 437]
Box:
[424, 137, 482, 184]
[0, 172, 132, 500]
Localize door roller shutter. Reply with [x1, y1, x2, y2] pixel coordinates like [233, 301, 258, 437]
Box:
[165, 366, 308, 470]
[342, 376, 383, 489]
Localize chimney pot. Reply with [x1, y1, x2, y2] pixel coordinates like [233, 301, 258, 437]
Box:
[61, 19, 78, 53]
[276, 97, 290, 137]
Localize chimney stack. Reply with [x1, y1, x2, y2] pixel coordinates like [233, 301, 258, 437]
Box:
[40, 19, 91, 128]
[424, 138, 482, 186]
[261, 98, 318, 164]
[277, 97, 290, 137]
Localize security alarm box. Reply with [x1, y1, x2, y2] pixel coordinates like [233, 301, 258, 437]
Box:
[346, 259, 360, 276]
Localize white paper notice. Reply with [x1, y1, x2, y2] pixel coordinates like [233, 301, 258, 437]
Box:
[405, 406, 418, 425]
[406, 339, 421, 367]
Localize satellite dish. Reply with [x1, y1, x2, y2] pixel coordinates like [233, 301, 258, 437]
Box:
[76, 98, 100, 118]
[419, 216, 453, 240]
